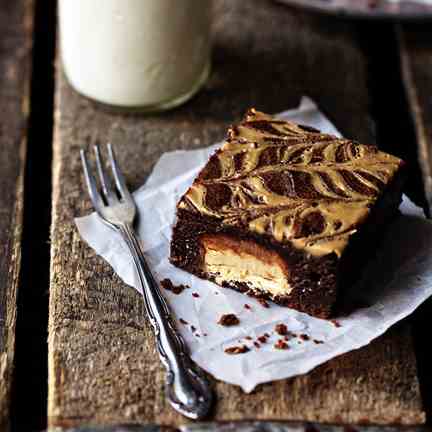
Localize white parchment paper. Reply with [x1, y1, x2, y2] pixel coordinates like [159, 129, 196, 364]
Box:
[76, 97, 432, 393]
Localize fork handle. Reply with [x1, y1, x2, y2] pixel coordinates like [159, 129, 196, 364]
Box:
[118, 223, 213, 420]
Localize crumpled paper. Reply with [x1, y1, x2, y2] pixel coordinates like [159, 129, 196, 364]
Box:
[76, 97, 432, 393]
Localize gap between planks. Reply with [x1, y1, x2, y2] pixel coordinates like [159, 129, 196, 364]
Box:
[9, 0, 57, 431]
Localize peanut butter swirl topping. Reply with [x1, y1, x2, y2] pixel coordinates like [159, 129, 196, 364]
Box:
[179, 109, 403, 257]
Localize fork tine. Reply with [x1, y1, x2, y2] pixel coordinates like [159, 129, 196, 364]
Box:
[80, 149, 105, 211]
[94, 143, 117, 204]
[107, 143, 133, 200]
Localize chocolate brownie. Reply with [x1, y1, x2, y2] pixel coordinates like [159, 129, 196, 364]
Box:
[170, 109, 405, 318]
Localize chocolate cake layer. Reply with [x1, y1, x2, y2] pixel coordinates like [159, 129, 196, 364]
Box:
[170, 109, 405, 318]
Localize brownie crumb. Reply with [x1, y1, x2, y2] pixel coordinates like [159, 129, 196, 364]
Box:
[218, 313, 240, 326]
[224, 345, 249, 355]
[313, 339, 324, 344]
[160, 278, 188, 295]
[331, 320, 342, 328]
[245, 336, 253, 340]
[275, 323, 288, 335]
[258, 298, 269, 308]
[192, 292, 200, 298]
[264, 333, 270, 338]
[300, 334, 310, 341]
[161, 278, 174, 291]
[244, 304, 252, 310]
[274, 339, 289, 350]
[203, 333, 208, 337]
[191, 325, 196, 332]
[179, 318, 188, 325]
[257, 335, 268, 344]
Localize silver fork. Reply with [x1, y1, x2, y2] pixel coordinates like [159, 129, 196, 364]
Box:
[80, 143, 213, 420]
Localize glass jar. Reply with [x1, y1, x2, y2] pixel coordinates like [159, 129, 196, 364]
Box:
[58, 0, 212, 112]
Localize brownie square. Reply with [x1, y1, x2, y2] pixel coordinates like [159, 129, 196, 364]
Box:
[170, 109, 404, 318]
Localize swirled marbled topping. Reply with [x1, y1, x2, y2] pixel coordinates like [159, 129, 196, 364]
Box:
[178, 109, 403, 257]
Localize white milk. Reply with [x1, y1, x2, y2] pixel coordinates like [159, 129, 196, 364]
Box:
[59, 0, 211, 110]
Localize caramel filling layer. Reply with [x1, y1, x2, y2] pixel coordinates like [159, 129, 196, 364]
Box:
[201, 234, 292, 296]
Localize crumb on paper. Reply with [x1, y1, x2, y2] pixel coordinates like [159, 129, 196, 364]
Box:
[257, 335, 268, 344]
[300, 334, 310, 341]
[331, 320, 342, 328]
[254, 341, 260, 348]
[314, 339, 324, 344]
[275, 323, 288, 335]
[160, 278, 188, 295]
[244, 304, 252, 310]
[224, 345, 250, 355]
[218, 313, 240, 326]
[258, 298, 270, 308]
[274, 339, 289, 350]
[192, 292, 200, 298]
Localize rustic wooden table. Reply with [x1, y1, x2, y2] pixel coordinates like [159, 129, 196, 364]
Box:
[1, 1, 432, 431]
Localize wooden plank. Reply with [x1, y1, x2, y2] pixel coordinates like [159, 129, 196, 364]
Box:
[0, 0, 33, 430]
[49, 1, 425, 429]
[398, 24, 432, 214]
[44, 423, 431, 432]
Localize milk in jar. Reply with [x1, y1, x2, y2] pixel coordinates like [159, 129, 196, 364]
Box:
[58, 0, 211, 111]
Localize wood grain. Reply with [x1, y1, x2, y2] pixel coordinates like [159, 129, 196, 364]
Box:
[0, 0, 33, 430]
[398, 24, 432, 215]
[49, 1, 425, 428]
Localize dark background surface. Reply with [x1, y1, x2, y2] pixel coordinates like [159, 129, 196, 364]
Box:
[10, 0, 56, 430]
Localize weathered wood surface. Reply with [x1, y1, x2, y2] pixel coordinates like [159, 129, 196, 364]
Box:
[59, 422, 431, 432]
[398, 24, 432, 215]
[0, 0, 33, 430]
[49, 1, 425, 429]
